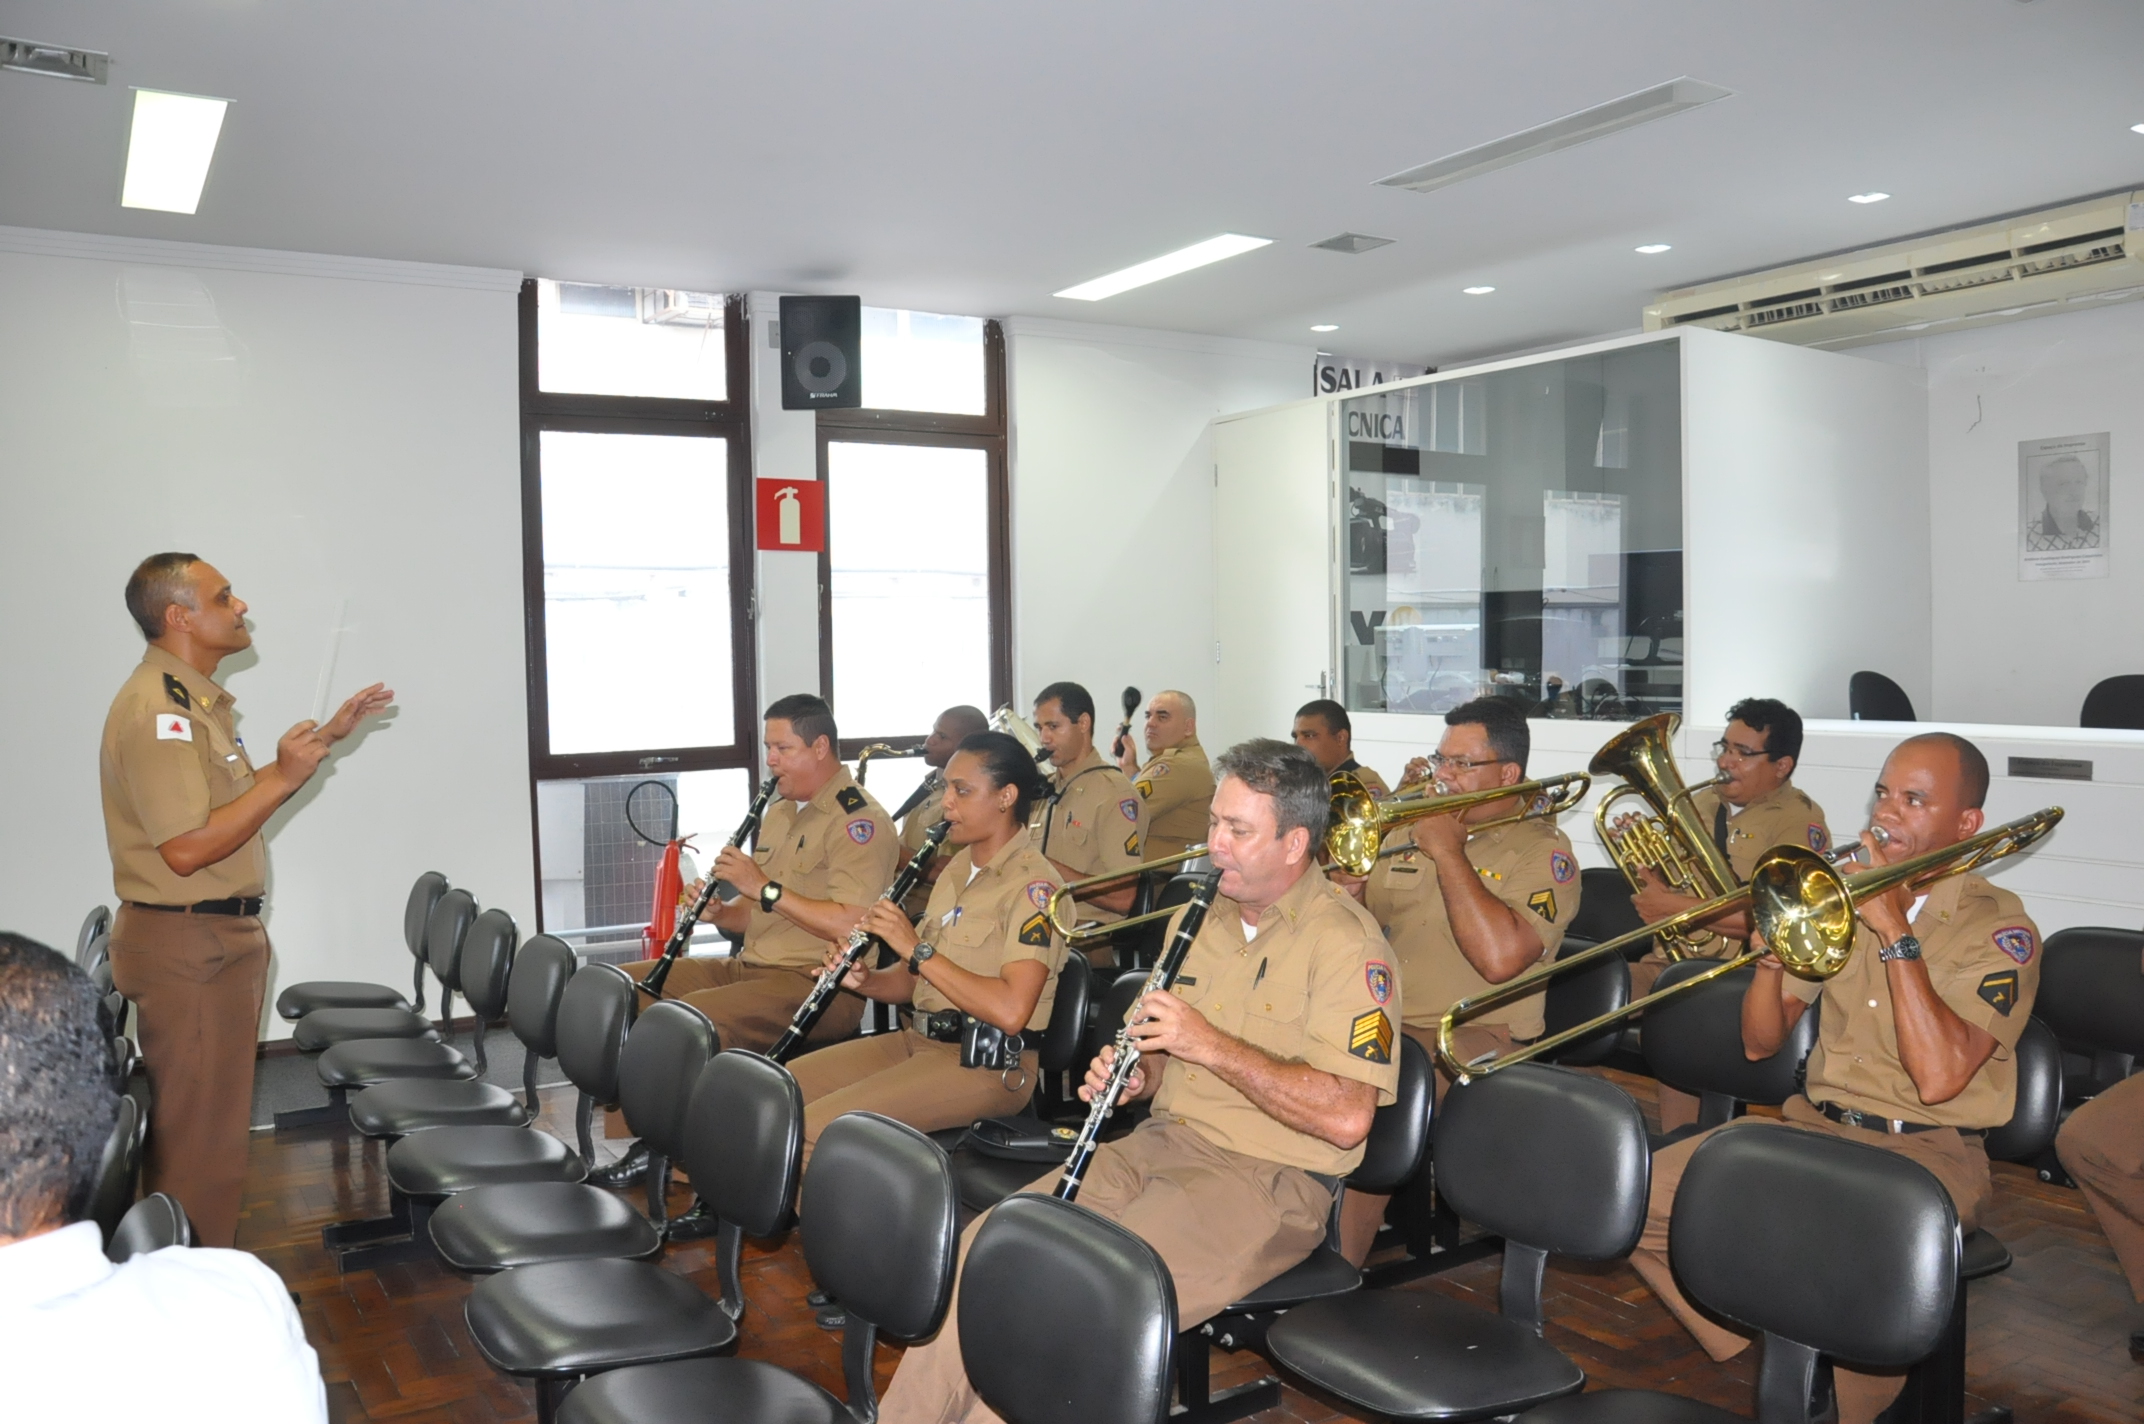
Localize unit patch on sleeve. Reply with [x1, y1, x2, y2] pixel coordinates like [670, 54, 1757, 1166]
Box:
[845, 818, 875, 844]
[1992, 927, 2037, 965]
[161, 673, 192, 710]
[1017, 912, 1052, 948]
[836, 785, 867, 813]
[1148, 760, 1170, 778]
[1977, 969, 2020, 1016]
[1026, 881, 1055, 911]
[155, 713, 193, 742]
[1119, 798, 1140, 823]
[1550, 851, 1575, 884]
[1526, 889, 1558, 923]
[1348, 1009, 1394, 1063]
[1807, 824, 1829, 852]
[1364, 961, 1393, 1005]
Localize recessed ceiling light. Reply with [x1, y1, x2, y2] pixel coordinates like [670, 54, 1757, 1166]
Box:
[121, 89, 230, 214]
[1311, 324, 1339, 332]
[1635, 243, 1673, 254]
[1848, 191, 1891, 204]
[1053, 234, 1272, 301]
[1462, 285, 1496, 296]
[2132, 123, 2144, 135]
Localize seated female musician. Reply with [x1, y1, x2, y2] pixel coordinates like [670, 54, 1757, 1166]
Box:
[786, 730, 1069, 1170]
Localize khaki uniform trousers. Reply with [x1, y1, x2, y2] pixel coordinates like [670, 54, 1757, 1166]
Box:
[1630, 1096, 1994, 1424]
[107, 906, 270, 1249]
[788, 1030, 1035, 1171]
[879, 1120, 1332, 1424]
[2055, 1072, 2144, 1300]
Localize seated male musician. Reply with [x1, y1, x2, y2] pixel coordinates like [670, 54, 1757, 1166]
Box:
[1029, 681, 1145, 946]
[1632, 733, 2040, 1424]
[1116, 689, 1216, 860]
[1331, 696, 1579, 1263]
[599, 693, 897, 1190]
[1292, 698, 1390, 797]
[893, 704, 991, 913]
[2054, 946, 2144, 1360]
[878, 740, 1398, 1424]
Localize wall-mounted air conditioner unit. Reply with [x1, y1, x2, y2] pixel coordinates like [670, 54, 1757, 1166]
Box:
[637, 288, 723, 327]
[1643, 188, 2144, 349]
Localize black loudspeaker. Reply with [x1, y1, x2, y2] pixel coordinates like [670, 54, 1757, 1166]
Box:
[779, 295, 862, 410]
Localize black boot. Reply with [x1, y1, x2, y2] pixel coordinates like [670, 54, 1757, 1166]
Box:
[586, 1142, 650, 1188]
[665, 1198, 720, 1242]
[815, 1296, 848, 1330]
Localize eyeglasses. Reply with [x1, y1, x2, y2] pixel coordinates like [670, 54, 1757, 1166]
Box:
[1711, 739, 1772, 763]
[1427, 754, 1510, 773]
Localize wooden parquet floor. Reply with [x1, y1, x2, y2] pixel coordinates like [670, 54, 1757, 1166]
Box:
[237, 1071, 2144, 1424]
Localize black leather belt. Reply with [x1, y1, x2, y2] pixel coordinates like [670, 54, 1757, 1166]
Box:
[916, 1010, 963, 1043]
[1816, 1101, 1980, 1138]
[128, 897, 264, 917]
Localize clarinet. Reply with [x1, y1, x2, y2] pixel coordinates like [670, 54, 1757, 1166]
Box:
[1056, 869, 1223, 1203]
[639, 776, 780, 999]
[769, 819, 952, 1063]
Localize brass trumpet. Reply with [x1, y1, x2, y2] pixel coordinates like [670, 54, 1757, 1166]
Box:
[1326, 770, 1593, 878]
[1590, 713, 1738, 960]
[1433, 806, 2065, 1084]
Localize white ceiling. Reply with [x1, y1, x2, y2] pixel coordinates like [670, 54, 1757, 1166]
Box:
[3, 1, 2141, 367]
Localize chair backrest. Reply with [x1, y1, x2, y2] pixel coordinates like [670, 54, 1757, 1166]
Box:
[682, 1051, 805, 1239]
[2079, 674, 2144, 730]
[1672, 1126, 1957, 1373]
[106, 1192, 193, 1261]
[424, 888, 479, 993]
[505, 934, 577, 1057]
[1124, 873, 1204, 968]
[85, 1094, 143, 1245]
[109, 1035, 138, 1092]
[404, 871, 450, 961]
[1087, 969, 1151, 1070]
[1849, 671, 1916, 722]
[615, 1001, 720, 1158]
[1539, 937, 1631, 1068]
[1643, 961, 1819, 1106]
[553, 963, 637, 1102]
[2036, 927, 2144, 1056]
[80, 930, 111, 982]
[1569, 867, 1643, 946]
[1035, 953, 1092, 1074]
[77, 906, 112, 966]
[803, 1111, 961, 1346]
[1985, 1016, 2065, 1163]
[458, 909, 519, 1023]
[961, 1193, 1176, 1424]
[1348, 1032, 1432, 1193]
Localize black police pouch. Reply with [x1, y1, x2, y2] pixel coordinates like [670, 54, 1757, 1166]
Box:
[959, 1015, 1025, 1071]
[963, 1113, 1076, 1164]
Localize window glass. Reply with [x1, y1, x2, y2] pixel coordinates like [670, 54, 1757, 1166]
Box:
[536, 279, 727, 400]
[535, 769, 752, 950]
[541, 431, 732, 753]
[860, 308, 986, 415]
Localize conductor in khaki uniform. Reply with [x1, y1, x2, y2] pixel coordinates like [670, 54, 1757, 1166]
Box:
[892, 705, 990, 914]
[99, 554, 392, 1248]
[1632, 733, 2041, 1424]
[1028, 681, 1145, 929]
[2054, 944, 2144, 1360]
[1332, 696, 1578, 1263]
[880, 740, 1399, 1424]
[1292, 698, 1390, 798]
[1116, 689, 1216, 860]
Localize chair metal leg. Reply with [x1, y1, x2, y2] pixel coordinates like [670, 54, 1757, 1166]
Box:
[322, 1188, 412, 1247]
[273, 1085, 350, 1132]
[1883, 1277, 1969, 1424]
[333, 1198, 435, 1273]
[534, 1375, 573, 1424]
[1361, 1168, 1503, 1288]
[1172, 1324, 1280, 1424]
[575, 1091, 595, 1165]
[716, 1218, 746, 1322]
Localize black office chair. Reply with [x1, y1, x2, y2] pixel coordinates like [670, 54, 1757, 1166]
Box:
[87, 1095, 144, 1247]
[276, 870, 447, 1021]
[1535, 936, 1631, 1068]
[76, 905, 112, 969]
[943, 954, 1096, 1213]
[1118, 872, 1204, 971]
[1641, 960, 1821, 1150]
[106, 1192, 193, 1261]
[1267, 1064, 1650, 1421]
[293, 885, 474, 1051]
[1521, 1125, 1960, 1424]
[87, 955, 126, 1038]
[2079, 675, 2144, 730]
[963, 1193, 1177, 1424]
[1569, 867, 1644, 947]
[1849, 671, 1916, 722]
[2035, 926, 2144, 1101]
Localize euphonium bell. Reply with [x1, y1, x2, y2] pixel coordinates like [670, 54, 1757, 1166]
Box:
[1590, 713, 1738, 960]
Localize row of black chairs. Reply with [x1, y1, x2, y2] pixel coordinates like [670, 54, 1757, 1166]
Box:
[1849, 668, 2144, 728]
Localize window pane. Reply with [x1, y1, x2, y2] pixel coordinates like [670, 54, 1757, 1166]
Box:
[542, 431, 732, 753]
[537, 279, 727, 399]
[828, 441, 991, 735]
[536, 769, 751, 955]
[860, 308, 985, 415]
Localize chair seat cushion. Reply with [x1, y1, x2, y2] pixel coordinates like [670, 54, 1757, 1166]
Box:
[1961, 1229, 2012, 1281]
[318, 1037, 474, 1089]
[1228, 1245, 1361, 1310]
[429, 1182, 662, 1272]
[464, 1259, 735, 1377]
[949, 1150, 1054, 1215]
[388, 1126, 586, 1197]
[293, 1007, 438, 1051]
[1519, 1388, 1743, 1423]
[1268, 1291, 1585, 1421]
[349, 1078, 530, 1137]
[276, 981, 410, 1021]
[559, 1357, 846, 1424]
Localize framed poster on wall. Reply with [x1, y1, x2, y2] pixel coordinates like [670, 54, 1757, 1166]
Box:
[2019, 432, 2109, 581]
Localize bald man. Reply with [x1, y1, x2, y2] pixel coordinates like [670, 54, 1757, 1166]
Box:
[1117, 690, 1216, 860]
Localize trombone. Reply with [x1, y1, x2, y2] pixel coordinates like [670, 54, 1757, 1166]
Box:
[1590, 713, 1737, 960]
[1327, 770, 1593, 877]
[1045, 845, 1215, 945]
[1433, 806, 2065, 1084]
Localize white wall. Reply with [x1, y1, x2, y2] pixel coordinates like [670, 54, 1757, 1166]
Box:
[1857, 301, 2144, 725]
[0, 228, 528, 1040]
[748, 291, 821, 718]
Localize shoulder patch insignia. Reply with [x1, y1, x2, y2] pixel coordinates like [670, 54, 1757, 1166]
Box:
[1807, 823, 1829, 852]
[155, 713, 193, 742]
[836, 785, 867, 813]
[1977, 969, 2019, 1016]
[1124, 832, 1140, 856]
[1135, 779, 1155, 799]
[1992, 927, 2036, 964]
[1348, 1009, 1394, 1064]
[1149, 760, 1171, 778]
[161, 673, 192, 710]
[1527, 889, 1558, 923]
[1364, 960, 1393, 1005]
[845, 818, 875, 844]
[1120, 797, 1140, 823]
[1550, 850, 1575, 884]
[1017, 912, 1051, 948]
[1026, 880, 1055, 911]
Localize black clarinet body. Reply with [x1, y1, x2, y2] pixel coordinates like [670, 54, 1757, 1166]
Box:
[639, 775, 780, 1000]
[1056, 869, 1223, 1203]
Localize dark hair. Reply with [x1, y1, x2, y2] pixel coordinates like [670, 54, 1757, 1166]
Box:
[765, 693, 837, 752]
[124, 552, 201, 641]
[1294, 699, 1350, 736]
[956, 731, 1050, 823]
[0, 934, 120, 1236]
[1899, 732, 1992, 810]
[1445, 697, 1530, 774]
[1213, 739, 1331, 842]
[1033, 681, 1095, 729]
[938, 705, 990, 740]
[1727, 698, 1804, 767]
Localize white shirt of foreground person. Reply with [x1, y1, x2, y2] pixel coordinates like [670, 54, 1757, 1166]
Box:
[0, 1222, 327, 1422]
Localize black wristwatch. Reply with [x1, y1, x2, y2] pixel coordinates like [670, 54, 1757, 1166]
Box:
[758, 881, 784, 913]
[1877, 934, 1923, 963]
[908, 941, 937, 975]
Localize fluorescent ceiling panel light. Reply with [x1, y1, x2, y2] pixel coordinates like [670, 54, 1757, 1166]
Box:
[1462, 286, 1496, 295]
[2130, 123, 2143, 134]
[1053, 233, 1271, 300]
[1848, 191, 1890, 204]
[1311, 232, 1395, 255]
[121, 89, 230, 214]
[1311, 324, 1339, 332]
[1, 36, 108, 82]
[1377, 77, 1731, 195]
[1635, 243, 1673, 254]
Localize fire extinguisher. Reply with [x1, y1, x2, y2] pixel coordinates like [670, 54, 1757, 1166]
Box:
[643, 836, 696, 956]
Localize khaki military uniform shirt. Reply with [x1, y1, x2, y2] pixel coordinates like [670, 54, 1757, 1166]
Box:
[1333, 758, 1391, 800]
[1365, 816, 1578, 1039]
[1787, 871, 2041, 1129]
[744, 770, 899, 970]
[1031, 746, 1145, 922]
[1150, 867, 1402, 1177]
[912, 828, 1069, 1032]
[1675, 780, 1831, 959]
[99, 647, 266, 904]
[1132, 736, 1216, 860]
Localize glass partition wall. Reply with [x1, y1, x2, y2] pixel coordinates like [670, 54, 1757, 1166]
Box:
[1339, 338, 1683, 721]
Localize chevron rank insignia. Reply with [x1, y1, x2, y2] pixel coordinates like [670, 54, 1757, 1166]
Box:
[1018, 912, 1051, 948]
[1527, 889, 1558, 923]
[1977, 970, 2019, 1016]
[1136, 779, 1155, 798]
[1124, 832, 1140, 855]
[161, 673, 192, 710]
[1348, 1009, 1394, 1064]
[836, 785, 866, 812]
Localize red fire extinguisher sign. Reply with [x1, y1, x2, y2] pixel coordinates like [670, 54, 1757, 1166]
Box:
[755, 478, 826, 552]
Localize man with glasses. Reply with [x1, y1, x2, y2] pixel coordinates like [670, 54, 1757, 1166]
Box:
[1330, 697, 1579, 1263]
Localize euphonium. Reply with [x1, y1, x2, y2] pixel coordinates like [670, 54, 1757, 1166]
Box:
[1590, 713, 1737, 960]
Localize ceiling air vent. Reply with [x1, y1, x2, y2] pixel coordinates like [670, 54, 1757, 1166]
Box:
[1312, 233, 1395, 255]
[0, 36, 107, 83]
